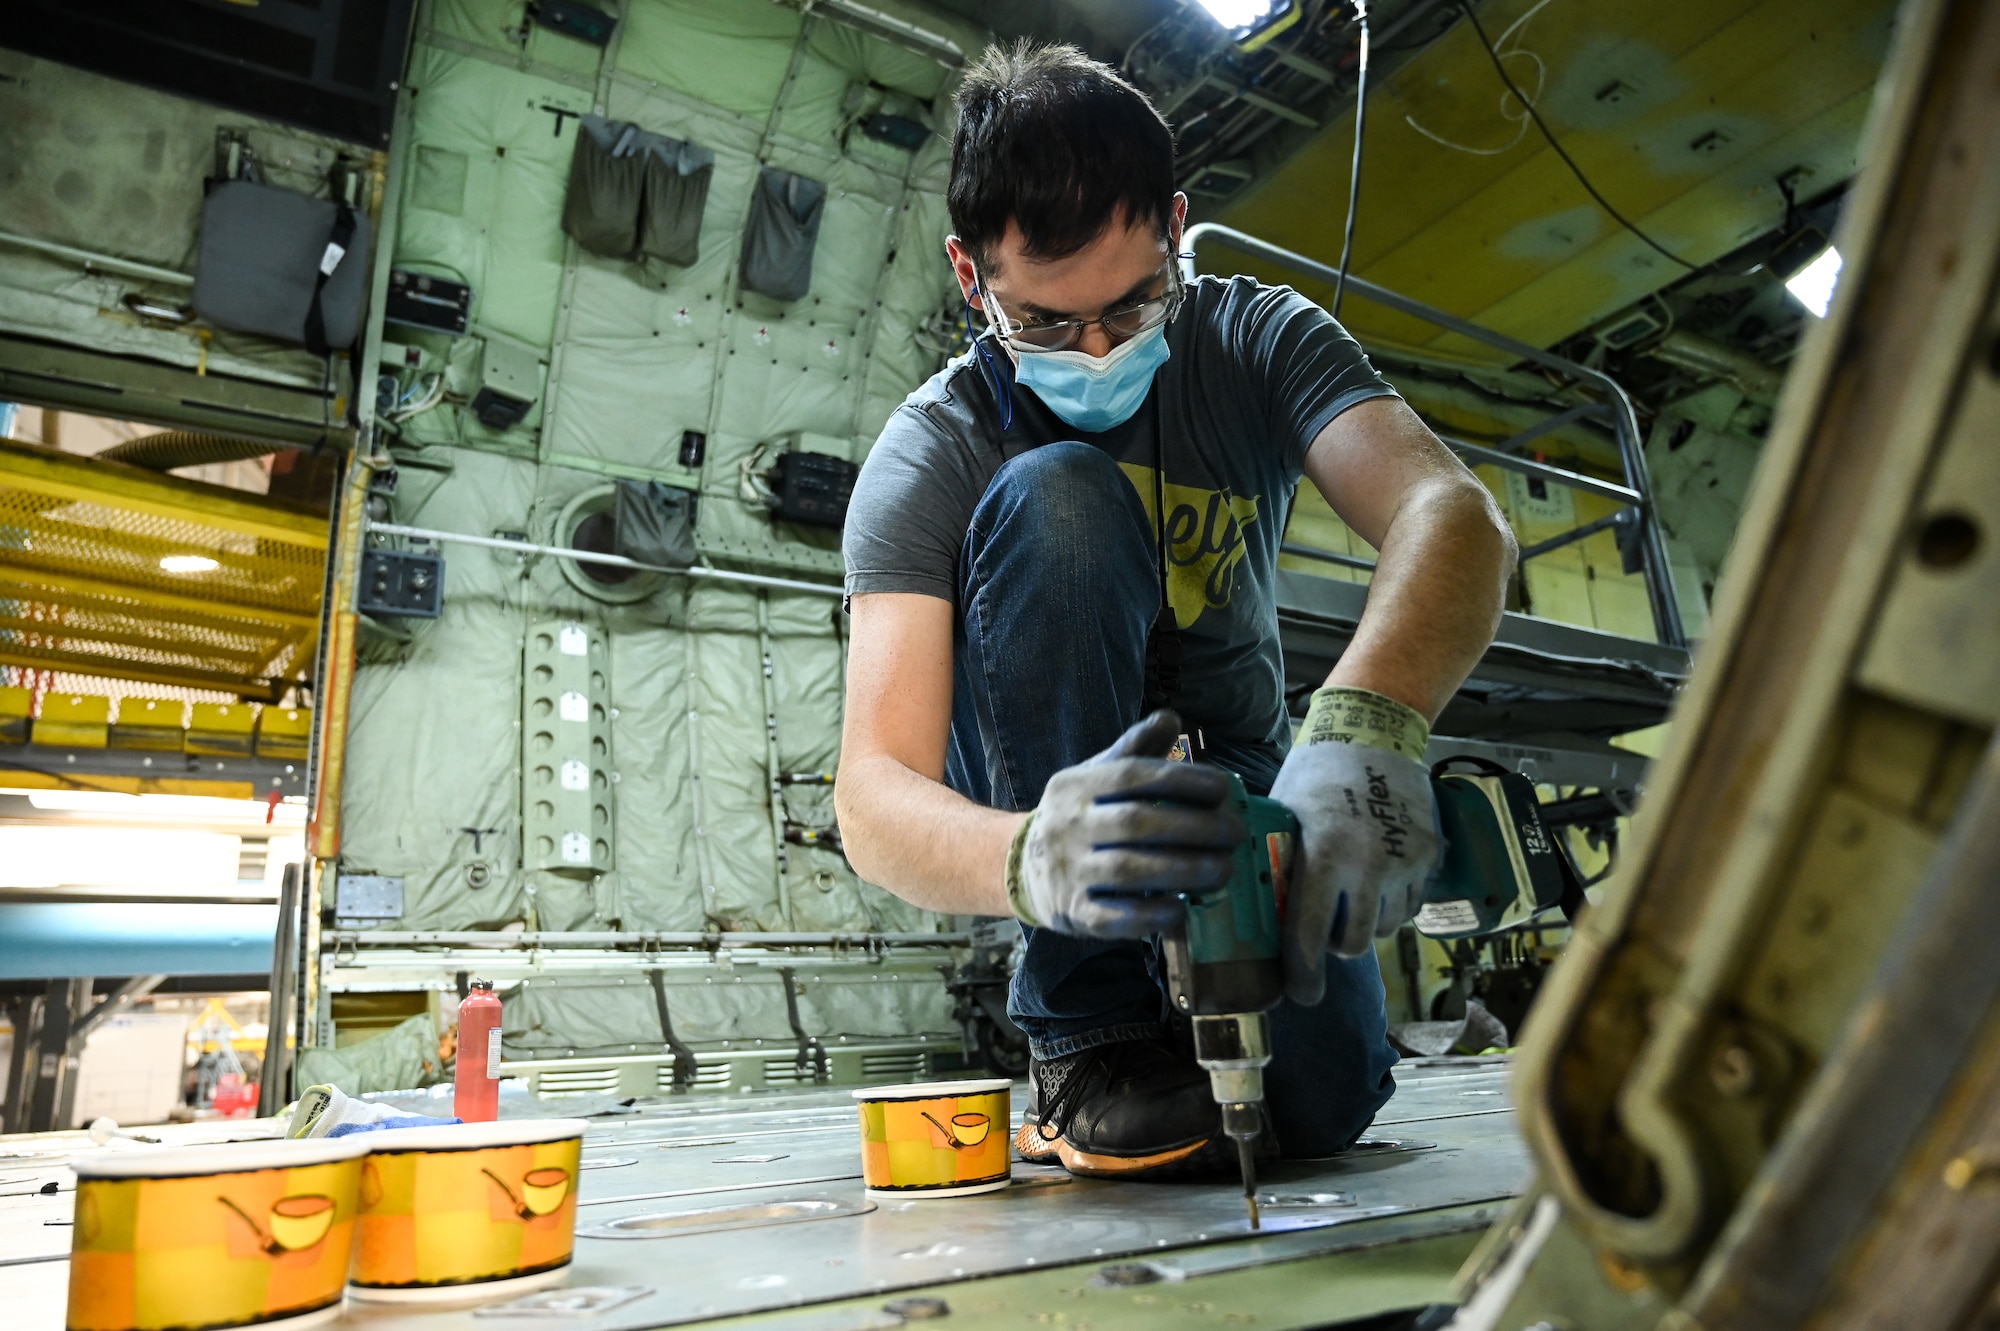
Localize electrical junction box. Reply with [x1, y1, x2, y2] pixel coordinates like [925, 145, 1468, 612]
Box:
[385, 268, 471, 335]
[359, 548, 444, 618]
[522, 620, 614, 877]
[769, 450, 858, 529]
[334, 874, 404, 925]
[470, 333, 543, 431]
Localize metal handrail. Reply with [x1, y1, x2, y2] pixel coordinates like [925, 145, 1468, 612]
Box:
[0, 228, 195, 287]
[326, 930, 967, 949]
[1183, 222, 1686, 648]
[365, 521, 845, 598]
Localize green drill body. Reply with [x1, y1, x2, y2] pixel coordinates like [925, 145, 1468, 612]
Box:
[1162, 772, 1297, 1229]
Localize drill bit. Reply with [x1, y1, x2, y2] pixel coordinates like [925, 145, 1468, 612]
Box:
[1238, 1134, 1260, 1229]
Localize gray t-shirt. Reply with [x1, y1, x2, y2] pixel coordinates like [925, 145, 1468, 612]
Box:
[843, 274, 1397, 768]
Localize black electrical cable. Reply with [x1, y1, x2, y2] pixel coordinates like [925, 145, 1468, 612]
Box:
[1457, 0, 1698, 272]
[1331, 1, 1370, 320]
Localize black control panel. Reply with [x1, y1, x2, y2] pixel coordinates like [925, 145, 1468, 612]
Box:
[769, 451, 858, 529]
[359, 549, 444, 619]
[386, 270, 472, 335]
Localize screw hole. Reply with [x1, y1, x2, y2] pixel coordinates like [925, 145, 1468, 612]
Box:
[1916, 512, 1980, 569]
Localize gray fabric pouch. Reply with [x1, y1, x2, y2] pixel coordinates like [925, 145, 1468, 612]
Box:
[740, 166, 826, 301]
[614, 480, 698, 567]
[638, 135, 714, 267]
[563, 115, 648, 259]
[192, 178, 372, 350]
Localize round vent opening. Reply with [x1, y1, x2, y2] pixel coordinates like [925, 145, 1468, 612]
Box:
[555, 485, 662, 604]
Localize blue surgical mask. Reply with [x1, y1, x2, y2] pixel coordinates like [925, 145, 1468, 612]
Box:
[1008, 321, 1171, 432]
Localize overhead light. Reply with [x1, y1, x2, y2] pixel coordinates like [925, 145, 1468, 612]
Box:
[1784, 246, 1843, 318]
[160, 554, 220, 574]
[1190, 0, 1301, 49]
[0, 825, 242, 889]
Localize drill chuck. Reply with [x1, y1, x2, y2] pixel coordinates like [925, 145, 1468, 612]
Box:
[1219, 1098, 1263, 1141]
[1192, 1012, 1272, 1127]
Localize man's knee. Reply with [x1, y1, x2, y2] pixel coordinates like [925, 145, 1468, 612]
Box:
[979, 440, 1145, 548]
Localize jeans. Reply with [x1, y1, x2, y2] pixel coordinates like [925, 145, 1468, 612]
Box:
[944, 441, 1400, 1157]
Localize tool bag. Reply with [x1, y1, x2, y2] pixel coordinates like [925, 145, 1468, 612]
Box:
[740, 166, 826, 301]
[562, 116, 714, 265]
[613, 480, 698, 568]
[192, 178, 372, 353]
[1415, 756, 1583, 938]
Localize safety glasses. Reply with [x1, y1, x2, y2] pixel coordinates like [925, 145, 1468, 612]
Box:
[979, 258, 1185, 353]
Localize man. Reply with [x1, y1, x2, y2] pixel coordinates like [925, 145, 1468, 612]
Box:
[835, 43, 1515, 1177]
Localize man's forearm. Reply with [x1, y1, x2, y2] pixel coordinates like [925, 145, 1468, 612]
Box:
[834, 754, 1021, 917]
[1331, 476, 1516, 721]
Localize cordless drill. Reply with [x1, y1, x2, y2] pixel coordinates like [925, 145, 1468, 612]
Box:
[1161, 762, 1578, 1228]
[1161, 771, 1296, 1229]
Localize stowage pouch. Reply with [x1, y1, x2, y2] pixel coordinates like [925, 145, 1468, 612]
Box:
[615, 479, 699, 568]
[740, 166, 826, 301]
[563, 116, 714, 266]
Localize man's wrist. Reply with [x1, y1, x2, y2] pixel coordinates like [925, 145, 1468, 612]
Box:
[1296, 685, 1430, 762]
[1004, 813, 1043, 926]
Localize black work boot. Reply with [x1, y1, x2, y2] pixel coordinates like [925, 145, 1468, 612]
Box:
[1013, 1037, 1251, 1179]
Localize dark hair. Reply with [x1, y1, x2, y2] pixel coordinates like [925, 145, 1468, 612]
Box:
[948, 41, 1176, 271]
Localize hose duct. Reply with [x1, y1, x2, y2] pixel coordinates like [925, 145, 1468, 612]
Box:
[98, 431, 282, 472]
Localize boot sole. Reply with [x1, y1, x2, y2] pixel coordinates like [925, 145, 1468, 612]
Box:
[1056, 1133, 1236, 1180]
[1013, 1120, 1062, 1165]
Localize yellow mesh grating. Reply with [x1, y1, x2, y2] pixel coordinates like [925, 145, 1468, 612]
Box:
[0, 438, 327, 699]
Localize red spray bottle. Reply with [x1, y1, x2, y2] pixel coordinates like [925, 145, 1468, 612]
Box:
[454, 978, 502, 1122]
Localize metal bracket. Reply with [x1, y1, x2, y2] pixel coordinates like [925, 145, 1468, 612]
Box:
[647, 968, 700, 1093]
[777, 967, 829, 1083]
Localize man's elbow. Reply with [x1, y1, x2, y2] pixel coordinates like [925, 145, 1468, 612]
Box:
[832, 776, 865, 865]
[832, 764, 885, 884]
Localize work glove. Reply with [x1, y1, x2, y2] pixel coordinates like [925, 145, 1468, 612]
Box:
[1005, 710, 1243, 938]
[1271, 686, 1441, 1005]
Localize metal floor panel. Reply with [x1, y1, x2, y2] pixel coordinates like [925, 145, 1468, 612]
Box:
[0, 1061, 1527, 1330]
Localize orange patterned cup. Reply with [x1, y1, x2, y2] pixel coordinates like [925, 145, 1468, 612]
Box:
[853, 1079, 1011, 1198]
[67, 1137, 369, 1331]
[348, 1119, 585, 1302]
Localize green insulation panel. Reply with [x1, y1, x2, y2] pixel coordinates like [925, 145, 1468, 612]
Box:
[334, 0, 967, 1054]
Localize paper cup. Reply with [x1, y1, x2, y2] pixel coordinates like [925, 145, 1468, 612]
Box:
[67, 1137, 369, 1331]
[853, 1079, 1011, 1198]
[348, 1119, 586, 1303]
